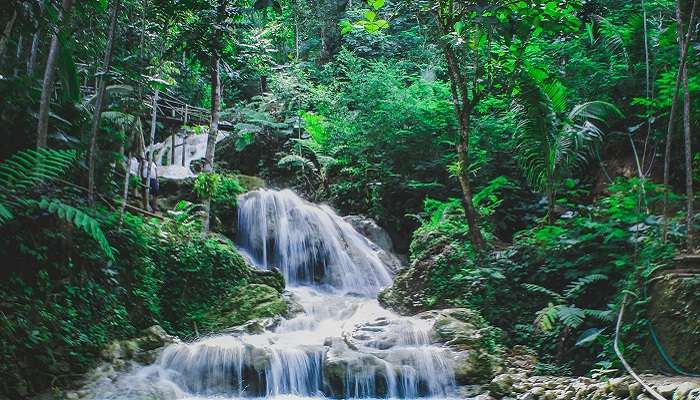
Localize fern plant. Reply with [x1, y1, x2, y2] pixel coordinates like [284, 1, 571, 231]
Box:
[0, 149, 114, 260]
[525, 273, 614, 343]
[513, 68, 622, 224]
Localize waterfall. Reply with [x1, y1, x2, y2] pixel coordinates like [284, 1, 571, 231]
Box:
[84, 189, 459, 400]
[236, 189, 393, 296]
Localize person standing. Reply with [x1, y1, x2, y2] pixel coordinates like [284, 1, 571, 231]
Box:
[141, 157, 159, 212]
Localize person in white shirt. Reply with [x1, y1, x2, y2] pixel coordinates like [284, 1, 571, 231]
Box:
[140, 156, 159, 212]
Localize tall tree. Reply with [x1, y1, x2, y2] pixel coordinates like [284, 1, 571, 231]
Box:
[0, 9, 18, 61]
[662, 0, 697, 241]
[202, 0, 226, 235]
[425, 0, 580, 251]
[677, 1, 697, 252]
[87, 0, 121, 204]
[36, 0, 73, 149]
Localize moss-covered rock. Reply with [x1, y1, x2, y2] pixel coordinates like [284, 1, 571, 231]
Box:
[204, 284, 287, 331]
[418, 308, 504, 384]
[378, 230, 460, 315]
[641, 270, 700, 373]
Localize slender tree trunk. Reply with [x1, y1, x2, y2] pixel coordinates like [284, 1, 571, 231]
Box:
[27, 31, 39, 76]
[442, 43, 485, 252]
[677, 1, 696, 252]
[202, 0, 225, 235]
[88, 0, 121, 204]
[36, 0, 74, 149]
[120, 0, 148, 225]
[0, 10, 17, 62]
[682, 64, 694, 252]
[455, 112, 486, 251]
[663, 0, 698, 240]
[202, 58, 221, 235]
[144, 90, 159, 210]
[14, 34, 23, 76]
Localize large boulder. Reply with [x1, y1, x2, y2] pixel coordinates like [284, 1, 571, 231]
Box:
[418, 308, 503, 384]
[378, 230, 456, 315]
[203, 284, 288, 331]
[343, 215, 405, 273]
[344, 215, 396, 254]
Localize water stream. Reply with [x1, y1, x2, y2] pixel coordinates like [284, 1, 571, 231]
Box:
[85, 189, 459, 400]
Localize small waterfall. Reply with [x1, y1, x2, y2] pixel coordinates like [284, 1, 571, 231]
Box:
[236, 189, 393, 296]
[84, 189, 459, 400]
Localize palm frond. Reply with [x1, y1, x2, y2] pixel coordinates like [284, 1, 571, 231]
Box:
[0, 149, 76, 194]
[38, 199, 114, 260]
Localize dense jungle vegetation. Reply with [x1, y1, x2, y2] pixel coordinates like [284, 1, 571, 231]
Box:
[0, 0, 699, 398]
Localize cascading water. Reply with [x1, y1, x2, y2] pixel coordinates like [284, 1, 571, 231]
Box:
[84, 189, 460, 400]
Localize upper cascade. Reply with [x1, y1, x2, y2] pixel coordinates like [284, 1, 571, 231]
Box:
[236, 189, 394, 296]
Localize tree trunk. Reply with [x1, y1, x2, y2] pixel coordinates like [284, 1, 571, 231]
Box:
[202, 57, 221, 235]
[27, 32, 39, 76]
[121, 0, 148, 225]
[144, 89, 159, 209]
[678, 1, 696, 252]
[456, 112, 486, 251]
[442, 43, 485, 252]
[682, 63, 694, 252]
[88, 0, 121, 204]
[0, 10, 17, 62]
[547, 189, 555, 225]
[663, 0, 697, 240]
[36, 0, 74, 149]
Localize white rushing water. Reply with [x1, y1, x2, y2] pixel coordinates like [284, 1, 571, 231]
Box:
[84, 189, 459, 400]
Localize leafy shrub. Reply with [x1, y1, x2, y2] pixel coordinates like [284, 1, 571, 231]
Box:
[0, 201, 282, 398]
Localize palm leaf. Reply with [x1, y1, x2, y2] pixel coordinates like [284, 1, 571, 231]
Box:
[38, 199, 114, 260]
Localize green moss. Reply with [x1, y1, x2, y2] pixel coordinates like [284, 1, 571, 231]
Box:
[236, 174, 266, 191]
[204, 284, 287, 331]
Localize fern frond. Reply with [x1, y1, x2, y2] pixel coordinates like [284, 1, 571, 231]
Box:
[535, 303, 557, 332]
[564, 273, 608, 299]
[583, 308, 615, 322]
[0, 203, 12, 224]
[277, 154, 317, 171]
[556, 305, 586, 329]
[0, 149, 76, 194]
[38, 199, 114, 260]
[522, 283, 564, 302]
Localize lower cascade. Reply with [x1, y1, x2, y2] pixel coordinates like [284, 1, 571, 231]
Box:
[85, 189, 461, 400]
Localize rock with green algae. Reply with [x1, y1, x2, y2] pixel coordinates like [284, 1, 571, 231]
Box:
[418, 308, 503, 384]
[203, 283, 288, 331]
[378, 230, 458, 315]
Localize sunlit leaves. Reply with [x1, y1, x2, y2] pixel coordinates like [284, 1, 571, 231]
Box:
[340, 0, 389, 35]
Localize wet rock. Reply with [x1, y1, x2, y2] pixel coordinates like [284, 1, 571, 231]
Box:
[344, 215, 404, 273]
[491, 373, 515, 397]
[629, 382, 643, 400]
[608, 377, 630, 398]
[418, 308, 503, 383]
[673, 383, 700, 400]
[344, 215, 394, 253]
[658, 383, 681, 398]
[687, 388, 700, 400]
[205, 283, 288, 330]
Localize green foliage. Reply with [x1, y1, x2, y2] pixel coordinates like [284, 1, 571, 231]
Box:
[194, 172, 245, 206]
[0, 205, 284, 398]
[38, 199, 114, 260]
[512, 70, 622, 219]
[0, 149, 114, 259]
